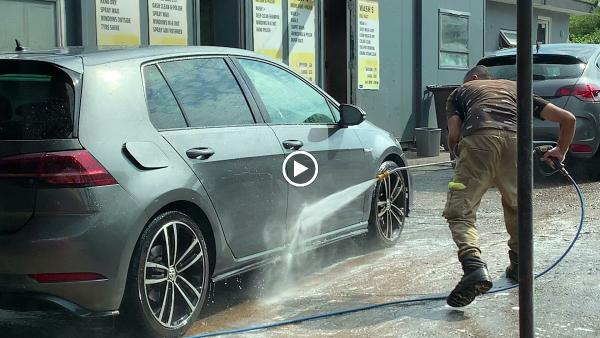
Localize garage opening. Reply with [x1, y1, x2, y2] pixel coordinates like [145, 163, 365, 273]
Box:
[323, 0, 350, 104]
[199, 0, 244, 48]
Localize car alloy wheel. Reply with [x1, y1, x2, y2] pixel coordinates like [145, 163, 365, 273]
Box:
[144, 221, 205, 328]
[122, 211, 209, 337]
[376, 169, 406, 241]
[368, 161, 407, 246]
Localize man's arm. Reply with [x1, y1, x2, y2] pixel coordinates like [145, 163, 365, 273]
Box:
[448, 115, 463, 158]
[538, 103, 576, 166]
[445, 88, 464, 157]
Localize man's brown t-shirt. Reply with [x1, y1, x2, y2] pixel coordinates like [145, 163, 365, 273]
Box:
[446, 79, 549, 137]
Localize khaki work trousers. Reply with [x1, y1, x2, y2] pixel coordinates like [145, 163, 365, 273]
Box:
[443, 129, 518, 260]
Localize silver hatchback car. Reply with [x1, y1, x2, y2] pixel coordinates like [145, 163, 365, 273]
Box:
[0, 47, 411, 337]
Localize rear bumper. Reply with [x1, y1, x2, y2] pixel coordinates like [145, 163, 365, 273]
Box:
[0, 292, 118, 318]
[0, 185, 146, 313]
[534, 111, 599, 159]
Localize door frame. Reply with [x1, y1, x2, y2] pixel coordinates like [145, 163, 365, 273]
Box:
[537, 16, 551, 44]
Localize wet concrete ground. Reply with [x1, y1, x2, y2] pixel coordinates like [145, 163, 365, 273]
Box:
[2, 151, 599, 337]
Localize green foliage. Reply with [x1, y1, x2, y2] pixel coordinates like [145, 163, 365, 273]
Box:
[570, 5, 600, 43]
[570, 30, 600, 44]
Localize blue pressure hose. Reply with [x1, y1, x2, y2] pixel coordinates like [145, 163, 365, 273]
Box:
[190, 170, 586, 338]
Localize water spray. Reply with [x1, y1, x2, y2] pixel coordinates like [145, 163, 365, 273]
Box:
[191, 154, 586, 338]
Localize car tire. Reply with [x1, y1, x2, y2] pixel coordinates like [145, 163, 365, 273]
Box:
[367, 161, 407, 247]
[120, 211, 210, 338]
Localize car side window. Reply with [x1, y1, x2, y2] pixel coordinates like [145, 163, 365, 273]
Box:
[160, 58, 254, 128]
[237, 59, 335, 124]
[143, 65, 187, 129]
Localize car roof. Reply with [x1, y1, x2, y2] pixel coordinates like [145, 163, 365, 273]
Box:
[0, 46, 266, 72]
[483, 43, 600, 63]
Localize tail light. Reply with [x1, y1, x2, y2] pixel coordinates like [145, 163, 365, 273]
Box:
[555, 84, 600, 102]
[570, 144, 593, 154]
[0, 150, 117, 187]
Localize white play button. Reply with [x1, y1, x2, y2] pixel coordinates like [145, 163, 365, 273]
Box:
[282, 151, 319, 187]
[293, 161, 309, 177]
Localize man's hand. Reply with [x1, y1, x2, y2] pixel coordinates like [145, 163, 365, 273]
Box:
[542, 146, 565, 169]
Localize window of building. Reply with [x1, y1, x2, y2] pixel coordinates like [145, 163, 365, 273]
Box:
[537, 17, 551, 44]
[0, 0, 63, 52]
[237, 59, 335, 125]
[143, 65, 187, 130]
[159, 58, 255, 128]
[499, 29, 517, 49]
[439, 9, 470, 69]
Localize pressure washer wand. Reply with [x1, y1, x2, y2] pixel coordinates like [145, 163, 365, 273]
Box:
[377, 160, 455, 181]
[533, 145, 569, 177]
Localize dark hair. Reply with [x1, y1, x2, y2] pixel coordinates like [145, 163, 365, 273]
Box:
[464, 65, 493, 82]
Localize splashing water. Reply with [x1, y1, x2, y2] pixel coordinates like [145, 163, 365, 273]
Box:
[259, 178, 379, 304]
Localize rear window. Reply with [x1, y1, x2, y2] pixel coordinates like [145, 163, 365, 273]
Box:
[0, 61, 76, 140]
[479, 55, 587, 81]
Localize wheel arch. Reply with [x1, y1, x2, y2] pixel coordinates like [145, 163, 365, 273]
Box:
[149, 201, 217, 276]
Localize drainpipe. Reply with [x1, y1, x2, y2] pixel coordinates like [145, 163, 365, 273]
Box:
[414, 0, 423, 129]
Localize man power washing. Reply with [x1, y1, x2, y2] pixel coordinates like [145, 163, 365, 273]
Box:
[443, 65, 576, 307]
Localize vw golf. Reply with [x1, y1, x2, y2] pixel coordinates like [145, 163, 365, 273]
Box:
[0, 46, 411, 337]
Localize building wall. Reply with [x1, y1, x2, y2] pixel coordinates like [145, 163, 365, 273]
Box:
[419, 0, 486, 130]
[77, 0, 197, 47]
[355, 0, 415, 141]
[485, 1, 570, 54]
[2, 0, 583, 143]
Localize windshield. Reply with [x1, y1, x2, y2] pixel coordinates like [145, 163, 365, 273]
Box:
[479, 55, 587, 81]
[0, 61, 76, 140]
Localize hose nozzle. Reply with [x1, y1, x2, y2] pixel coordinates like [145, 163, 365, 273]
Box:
[377, 171, 391, 181]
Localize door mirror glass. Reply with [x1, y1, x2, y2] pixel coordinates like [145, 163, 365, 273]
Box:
[339, 104, 366, 126]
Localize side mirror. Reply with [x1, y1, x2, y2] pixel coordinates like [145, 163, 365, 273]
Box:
[339, 104, 366, 127]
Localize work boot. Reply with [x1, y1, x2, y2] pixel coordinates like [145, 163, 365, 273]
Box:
[505, 250, 519, 283]
[447, 256, 493, 307]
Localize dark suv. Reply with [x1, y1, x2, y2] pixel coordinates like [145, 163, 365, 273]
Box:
[0, 46, 411, 337]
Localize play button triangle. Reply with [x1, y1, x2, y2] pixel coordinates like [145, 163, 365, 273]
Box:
[293, 161, 309, 177]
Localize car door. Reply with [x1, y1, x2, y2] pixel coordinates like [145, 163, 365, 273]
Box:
[143, 57, 287, 258]
[233, 57, 371, 241]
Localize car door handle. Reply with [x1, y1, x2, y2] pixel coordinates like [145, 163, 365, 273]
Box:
[186, 147, 215, 160]
[282, 140, 304, 150]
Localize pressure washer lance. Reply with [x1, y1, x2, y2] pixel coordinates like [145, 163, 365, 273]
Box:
[376, 160, 455, 181]
[376, 146, 566, 182]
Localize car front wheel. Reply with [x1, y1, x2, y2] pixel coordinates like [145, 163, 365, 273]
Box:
[367, 161, 407, 247]
[121, 211, 210, 337]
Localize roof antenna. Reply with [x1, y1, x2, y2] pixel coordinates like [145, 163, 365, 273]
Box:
[15, 39, 26, 52]
[536, 41, 541, 54]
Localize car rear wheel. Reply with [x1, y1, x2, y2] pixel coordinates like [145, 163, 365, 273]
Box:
[121, 211, 209, 337]
[367, 161, 407, 247]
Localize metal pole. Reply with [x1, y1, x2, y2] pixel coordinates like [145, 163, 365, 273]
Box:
[516, 0, 534, 337]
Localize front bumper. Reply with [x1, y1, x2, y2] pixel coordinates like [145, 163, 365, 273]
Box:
[0, 185, 146, 314]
